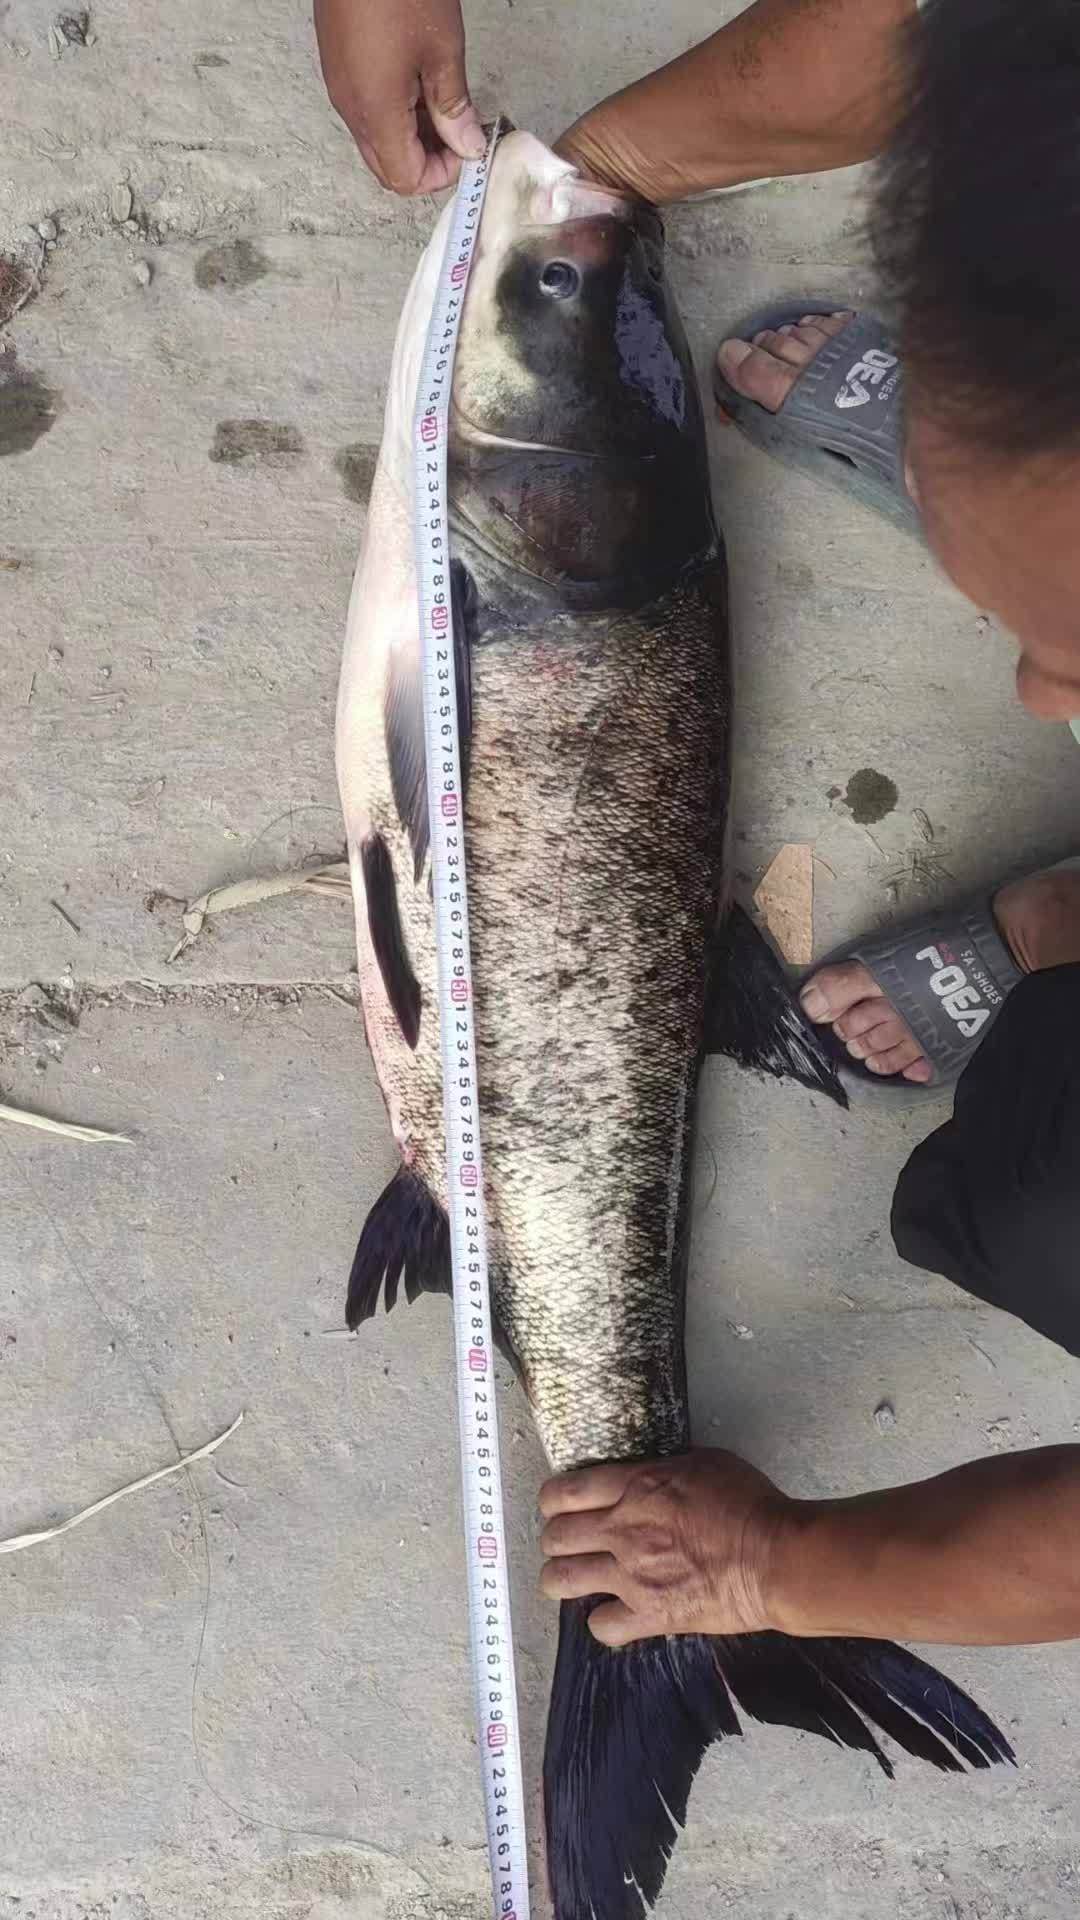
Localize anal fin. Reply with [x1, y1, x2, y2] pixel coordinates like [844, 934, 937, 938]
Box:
[347, 1167, 451, 1323]
[347, 1166, 520, 1375]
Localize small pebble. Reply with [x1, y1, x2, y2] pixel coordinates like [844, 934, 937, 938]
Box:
[123, 218, 140, 235]
[46, 644, 65, 668]
[728, 1321, 754, 1341]
[132, 260, 152, 287]
[37, 217, 58, 242]
[111, 182, 133, 224]
[873, 1399, 896, 1433]
[974, 615, 990, 635]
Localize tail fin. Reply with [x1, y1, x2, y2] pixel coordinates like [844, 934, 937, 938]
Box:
[544, 1602, 1012, 1920]
[543, 1603, 738, 1920]
[705, 902, 847, 1106]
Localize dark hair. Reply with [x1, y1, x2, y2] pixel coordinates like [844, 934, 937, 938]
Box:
[872, 0, 1080, 456]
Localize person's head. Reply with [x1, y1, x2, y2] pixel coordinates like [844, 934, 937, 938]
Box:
[873, 0, 1080, 719]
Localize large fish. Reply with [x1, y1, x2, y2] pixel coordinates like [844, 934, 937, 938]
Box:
[337, 129, 1010, 1920]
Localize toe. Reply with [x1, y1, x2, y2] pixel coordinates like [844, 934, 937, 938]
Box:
[716, 338, 801, 413]
[864, 1035, 929, 1077]
[717, 311, 855, 417]
[799, 959, 880, 1024]
[752, 326, 827, 369]
[844, 1015, 911, 1062]
[832, 997, 896, 1044]
[798, 311, 853, 335]
[902, 1055, 934, 1084]
[786, 321, 834, 353]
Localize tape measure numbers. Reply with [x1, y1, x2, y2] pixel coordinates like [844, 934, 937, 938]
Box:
[411, 125, 531, 1920]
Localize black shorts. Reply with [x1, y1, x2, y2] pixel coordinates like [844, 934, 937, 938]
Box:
[892, 964, 1080, 1357]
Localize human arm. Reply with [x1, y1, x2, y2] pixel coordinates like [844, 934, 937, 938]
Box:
[539, 1444, 1080, 1646]
[555, 0, 917, 205]
[314, 0, 484, 194]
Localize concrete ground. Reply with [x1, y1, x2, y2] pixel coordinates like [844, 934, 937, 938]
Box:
[3, 1, 1080, 1916]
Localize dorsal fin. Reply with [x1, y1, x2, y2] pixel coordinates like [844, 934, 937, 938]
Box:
[385, 559, 476, 881]
[704, 904, 846, 1104]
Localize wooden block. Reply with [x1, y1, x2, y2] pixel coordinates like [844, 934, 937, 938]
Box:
[753, 843, 813, 966]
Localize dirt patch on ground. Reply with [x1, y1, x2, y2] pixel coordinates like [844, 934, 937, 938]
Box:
[194, 238, 271, 291]
[0, 360, 60, 457]
[335, 442, 378, 504]
[209, 418, 302, 466]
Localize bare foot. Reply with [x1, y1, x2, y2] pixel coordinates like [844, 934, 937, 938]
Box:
[799, 870, 1080, 1081]
[716, 311, 855, 414]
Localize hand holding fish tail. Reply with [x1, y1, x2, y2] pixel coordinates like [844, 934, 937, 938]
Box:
[314, 0, 485, 193]
[539, 1450, 789, 1644]
[543, 1442, 1080, 1651]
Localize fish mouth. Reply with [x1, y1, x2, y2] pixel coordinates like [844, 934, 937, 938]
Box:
[450, 402, 656, 463]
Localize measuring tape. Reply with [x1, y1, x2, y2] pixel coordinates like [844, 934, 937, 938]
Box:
[411, 125, 530, 1920]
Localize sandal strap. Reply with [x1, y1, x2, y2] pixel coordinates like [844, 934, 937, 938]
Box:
[774, 313, 907, 495]
[714, 303, 920, 537]
[846, 898, 1023, 1085]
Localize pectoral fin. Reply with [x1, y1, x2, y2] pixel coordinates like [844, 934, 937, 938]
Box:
[362, 833, 421, 1050]
[385, 559, 476, 882]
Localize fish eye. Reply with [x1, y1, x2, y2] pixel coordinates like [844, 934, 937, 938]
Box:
[538, 260, 580, 300]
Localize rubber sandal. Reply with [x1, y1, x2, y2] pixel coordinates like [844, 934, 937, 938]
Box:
[713, 300, 922, 539]
[806, 856, 1080, 1094]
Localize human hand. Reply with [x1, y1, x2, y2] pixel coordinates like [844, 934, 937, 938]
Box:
[539, 1448, 792, 1646]
[314, 0, 485, 195]
[554, 102, 690, 207]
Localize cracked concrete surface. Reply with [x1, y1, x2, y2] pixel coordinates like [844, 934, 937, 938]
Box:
[3, 1, 1080, 1916]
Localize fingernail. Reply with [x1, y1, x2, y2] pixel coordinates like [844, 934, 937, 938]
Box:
[717, 339, 752, 375]
[799, 984, 827, 1021]
[905, 1059, 932, 1083]
[462, 121, 486, 158]
[847, 1038, 866, 1060]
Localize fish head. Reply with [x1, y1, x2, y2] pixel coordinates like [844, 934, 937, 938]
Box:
[449, 131, 717, 609]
